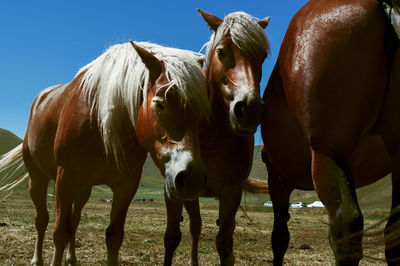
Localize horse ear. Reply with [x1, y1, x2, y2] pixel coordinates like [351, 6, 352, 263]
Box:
[130, 40, 164, 83]
[197, 8, 223, 31]
[257, 17, 270, 29]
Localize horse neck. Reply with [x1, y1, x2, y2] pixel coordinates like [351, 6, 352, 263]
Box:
[204, 65, 227, 120]
[200, 67, 236, 144]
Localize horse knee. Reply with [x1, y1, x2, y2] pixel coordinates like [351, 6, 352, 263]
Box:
[53, 225, 73, 250]
[332, 207, 363, 235]
[189, 219, 201, 237]
[34, 212, 49, 232]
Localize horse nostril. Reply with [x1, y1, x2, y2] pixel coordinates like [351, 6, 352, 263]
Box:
[174, 170, 186, 191]
[234, 101, 245, 119]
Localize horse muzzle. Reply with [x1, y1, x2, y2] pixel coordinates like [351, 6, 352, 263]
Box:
[230, 96, 266, 136]
[163, 148, 207, 201]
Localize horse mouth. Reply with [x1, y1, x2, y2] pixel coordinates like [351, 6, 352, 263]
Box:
[164, 175, 204, 202]
[232, 124, 257, 136]
[164, 184, 200, 202]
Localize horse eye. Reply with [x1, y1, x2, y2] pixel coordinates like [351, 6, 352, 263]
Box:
[216, 48, 225, 59]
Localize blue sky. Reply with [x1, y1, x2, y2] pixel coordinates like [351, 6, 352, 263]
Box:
[0, 0, 308, 145]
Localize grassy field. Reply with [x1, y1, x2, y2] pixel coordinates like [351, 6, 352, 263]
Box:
[0, 191, 389, 265]
[0, 129, 393, 265]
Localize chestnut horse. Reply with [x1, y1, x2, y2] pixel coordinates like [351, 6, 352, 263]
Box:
[0, 41, 211, 265]
[261, 0, 400, 264]
[163, 10, 270, 265]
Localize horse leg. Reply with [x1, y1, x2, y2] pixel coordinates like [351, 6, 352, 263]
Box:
[163, 197, 183, 266]
[267, 164, 293, 266]
[385, 161, 400, 265]
[65, 186, 92, 266]
[106, 183, 137, 265]
[184, 199, 201, 266]
[311, 150, 363, 265]
[51, 167, 76, 266]
[381, 45, 400, 265]
[216, 186, 242, 266]
[29, 169, 50, 266]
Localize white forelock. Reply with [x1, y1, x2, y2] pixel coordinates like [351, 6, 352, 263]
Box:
[76, 41, 210, 169]
[204, 11, 270, 64]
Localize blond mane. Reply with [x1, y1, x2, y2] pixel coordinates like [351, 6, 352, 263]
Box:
[76, 41, 210, 169]
[204, 12, 270, 65]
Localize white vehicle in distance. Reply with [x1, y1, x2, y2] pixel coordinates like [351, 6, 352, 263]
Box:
[263, 201, 273, 207]
[289, 202, 307, 208]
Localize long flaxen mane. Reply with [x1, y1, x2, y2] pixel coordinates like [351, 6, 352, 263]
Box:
[76, 41, 211, 169]
[204, 11, 270, 66]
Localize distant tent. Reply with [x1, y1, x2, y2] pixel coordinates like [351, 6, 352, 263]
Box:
[307, 201, 324, 208]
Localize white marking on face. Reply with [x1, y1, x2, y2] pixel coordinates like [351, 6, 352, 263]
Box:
[163, 145, 193, 196]
[227, 63, 258, 106]
[228, 84, 258, 115]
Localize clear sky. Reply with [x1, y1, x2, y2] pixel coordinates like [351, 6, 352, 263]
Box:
[0, 0, 308, 145]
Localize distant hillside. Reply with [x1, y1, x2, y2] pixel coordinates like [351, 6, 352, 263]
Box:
[249, 145, 268, 180]
[0, 129, 393, 210]
[0, 128, 22, 155]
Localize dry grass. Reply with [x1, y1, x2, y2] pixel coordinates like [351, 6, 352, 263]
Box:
[0, 193, 387, 265]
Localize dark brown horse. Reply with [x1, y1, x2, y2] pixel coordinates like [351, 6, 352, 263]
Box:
[163, 10, 270, 265]
[0, 41, 211, 265]
[261, 0, 400, 264]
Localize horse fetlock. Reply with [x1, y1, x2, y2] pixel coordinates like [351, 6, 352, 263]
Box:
[384, 215, 400, 264]
[220, 254, 235, 266]
[65, 250, 77, 266]
[31, 255, 43, 266]
[216, 234, 234, 263]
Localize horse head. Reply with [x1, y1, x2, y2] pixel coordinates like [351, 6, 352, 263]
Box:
[131, 42, 207, 201]
[199, 9, 270, 136]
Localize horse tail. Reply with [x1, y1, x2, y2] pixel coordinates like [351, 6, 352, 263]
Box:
[243, 177, 269, 194]
[0, 144, 29, 192]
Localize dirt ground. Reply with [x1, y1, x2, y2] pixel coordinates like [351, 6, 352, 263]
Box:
[0, 193, 387, 265]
